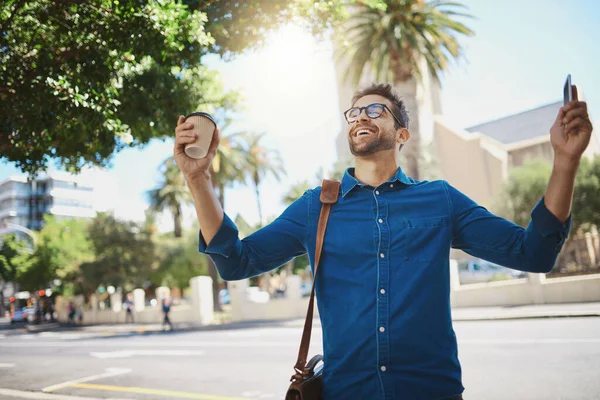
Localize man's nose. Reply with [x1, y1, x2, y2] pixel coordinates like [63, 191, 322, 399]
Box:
[357, 108, 371, 122]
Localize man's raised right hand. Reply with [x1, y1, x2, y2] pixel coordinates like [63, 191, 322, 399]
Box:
[173, 115, 220, 182]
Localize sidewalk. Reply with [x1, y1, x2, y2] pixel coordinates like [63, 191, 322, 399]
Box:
[3, 302, 599, 336]
[450, 301, 600, 321]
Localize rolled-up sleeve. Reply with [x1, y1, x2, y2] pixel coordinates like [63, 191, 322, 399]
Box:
[445, 181, 571, 273]
[199, 190, 311, 280]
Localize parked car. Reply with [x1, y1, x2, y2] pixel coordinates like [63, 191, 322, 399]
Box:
[10, 307, 33, 324]
[457, 259, 526, 284]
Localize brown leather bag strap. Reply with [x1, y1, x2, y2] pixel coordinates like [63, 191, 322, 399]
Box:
[293, 179, 340, 375]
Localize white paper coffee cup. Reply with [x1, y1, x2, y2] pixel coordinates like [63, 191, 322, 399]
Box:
[184, 112, 216, 159]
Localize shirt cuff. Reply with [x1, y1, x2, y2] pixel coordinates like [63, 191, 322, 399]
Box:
[198, 213, 239, 258]
[531, 197, 572, 239]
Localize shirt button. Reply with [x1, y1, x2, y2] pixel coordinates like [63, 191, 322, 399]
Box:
[378, 218, 383, 223]
[380, 253, 385, 258]
[379, 326, 385, 333]
[375, 190, 380, 195]
[380, 289, 386, 295]
[380, 366, 387, 372]
[390, 184, 394, 188]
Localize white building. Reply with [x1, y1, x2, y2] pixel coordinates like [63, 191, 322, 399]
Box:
[0, 172, 96, 231]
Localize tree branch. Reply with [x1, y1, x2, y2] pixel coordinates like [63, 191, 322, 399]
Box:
[0, 0, 28, 32]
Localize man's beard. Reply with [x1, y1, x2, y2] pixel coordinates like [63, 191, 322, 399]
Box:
[348, 127, 396, 157]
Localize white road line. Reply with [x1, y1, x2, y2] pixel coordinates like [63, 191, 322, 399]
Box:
[90, 349, 206, 359]
[0, 387, 133, 399]
[42, 367, 132, 393]
[0, 363, 16, 368]
[241, 391, 275, 399]
[0, 340, 302, 348]
[460, 338, 600, 344]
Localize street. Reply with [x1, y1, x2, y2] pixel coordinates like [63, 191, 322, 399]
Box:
[1, 317, 599, 400]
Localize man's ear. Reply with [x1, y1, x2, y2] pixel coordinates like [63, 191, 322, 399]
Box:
[397, 128, 410, 144]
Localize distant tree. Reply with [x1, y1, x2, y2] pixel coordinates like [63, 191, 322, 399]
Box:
[493, 159, 553, 228]
[571, 156, 600, 234]
[494, 156, 600, 234]
[0, 234, 30, 315]
[152, 231, 210, 298]
[493, 157, 600, 275]
[16, 216, 92, 292]
[80, 213, 155, 297]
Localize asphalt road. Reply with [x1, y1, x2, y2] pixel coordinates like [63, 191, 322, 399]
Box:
[1, 317, 599, 400]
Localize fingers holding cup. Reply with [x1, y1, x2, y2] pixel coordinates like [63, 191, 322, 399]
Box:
[184, 112, 217, 159]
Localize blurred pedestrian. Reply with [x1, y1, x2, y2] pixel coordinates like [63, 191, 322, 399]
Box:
[161, 297, 173, 331]
[124, 294, 135, 324]
[67, 302, 76, 326]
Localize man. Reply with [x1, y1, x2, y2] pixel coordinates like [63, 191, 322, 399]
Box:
[162, 297, 173, 331]
[124, 294, 134, 324]
[173, 83, 593, 399]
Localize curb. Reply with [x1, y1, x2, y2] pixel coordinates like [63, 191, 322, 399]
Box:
[452, 312, 600, 322]
[4, 312, 599, 337]
[26, 322, 60, 332]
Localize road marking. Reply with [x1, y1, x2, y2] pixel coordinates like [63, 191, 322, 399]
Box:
[0, 387, 133, 399]
[460, 338, 600, 344]
[0, 340, 301, 348]
[90, 350, 206, 359]
[42, 368, 132, 393]
[0, 363, 15, 368]
[70, 383, 256, 400]
[240, 391, 275, 399]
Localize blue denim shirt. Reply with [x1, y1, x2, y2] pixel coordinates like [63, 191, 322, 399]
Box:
[199, 167, 571, 400]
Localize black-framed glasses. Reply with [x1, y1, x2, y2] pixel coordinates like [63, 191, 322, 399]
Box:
[343, 103, 404, 127]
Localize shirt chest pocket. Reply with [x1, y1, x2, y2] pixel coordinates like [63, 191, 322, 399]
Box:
[403, 216, 449, 262]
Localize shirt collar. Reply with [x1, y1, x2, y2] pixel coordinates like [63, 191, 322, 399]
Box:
[341, 167, 417, 198]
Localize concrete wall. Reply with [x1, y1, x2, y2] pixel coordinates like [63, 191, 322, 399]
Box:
[228, 275, 318, 323]
[58, 304, 198, 325]
[56, 277, 214, 326]
[55, 270, 600, 326]
[451, 270, 600, 308]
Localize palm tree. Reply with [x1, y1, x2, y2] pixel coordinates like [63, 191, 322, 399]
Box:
[244, 132, 286, 225]
[242, 132, 286, 293]
[335, 0, 474, 180]
[147, 158, 191, 238]
[210, 121, 248, 208]
[282, 180, 312, 206]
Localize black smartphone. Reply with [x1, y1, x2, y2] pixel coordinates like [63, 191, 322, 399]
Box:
[563, 74, 573, 106]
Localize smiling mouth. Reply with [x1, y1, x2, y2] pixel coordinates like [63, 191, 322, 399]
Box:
[354, 128, 377, 137]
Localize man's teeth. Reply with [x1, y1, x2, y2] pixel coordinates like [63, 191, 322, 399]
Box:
[357, 129, 373, 136]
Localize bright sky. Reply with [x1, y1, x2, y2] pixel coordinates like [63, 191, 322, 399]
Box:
[1, 0, 599, 232]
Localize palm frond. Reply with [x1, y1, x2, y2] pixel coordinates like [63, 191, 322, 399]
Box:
[336, 0, 474, 85]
